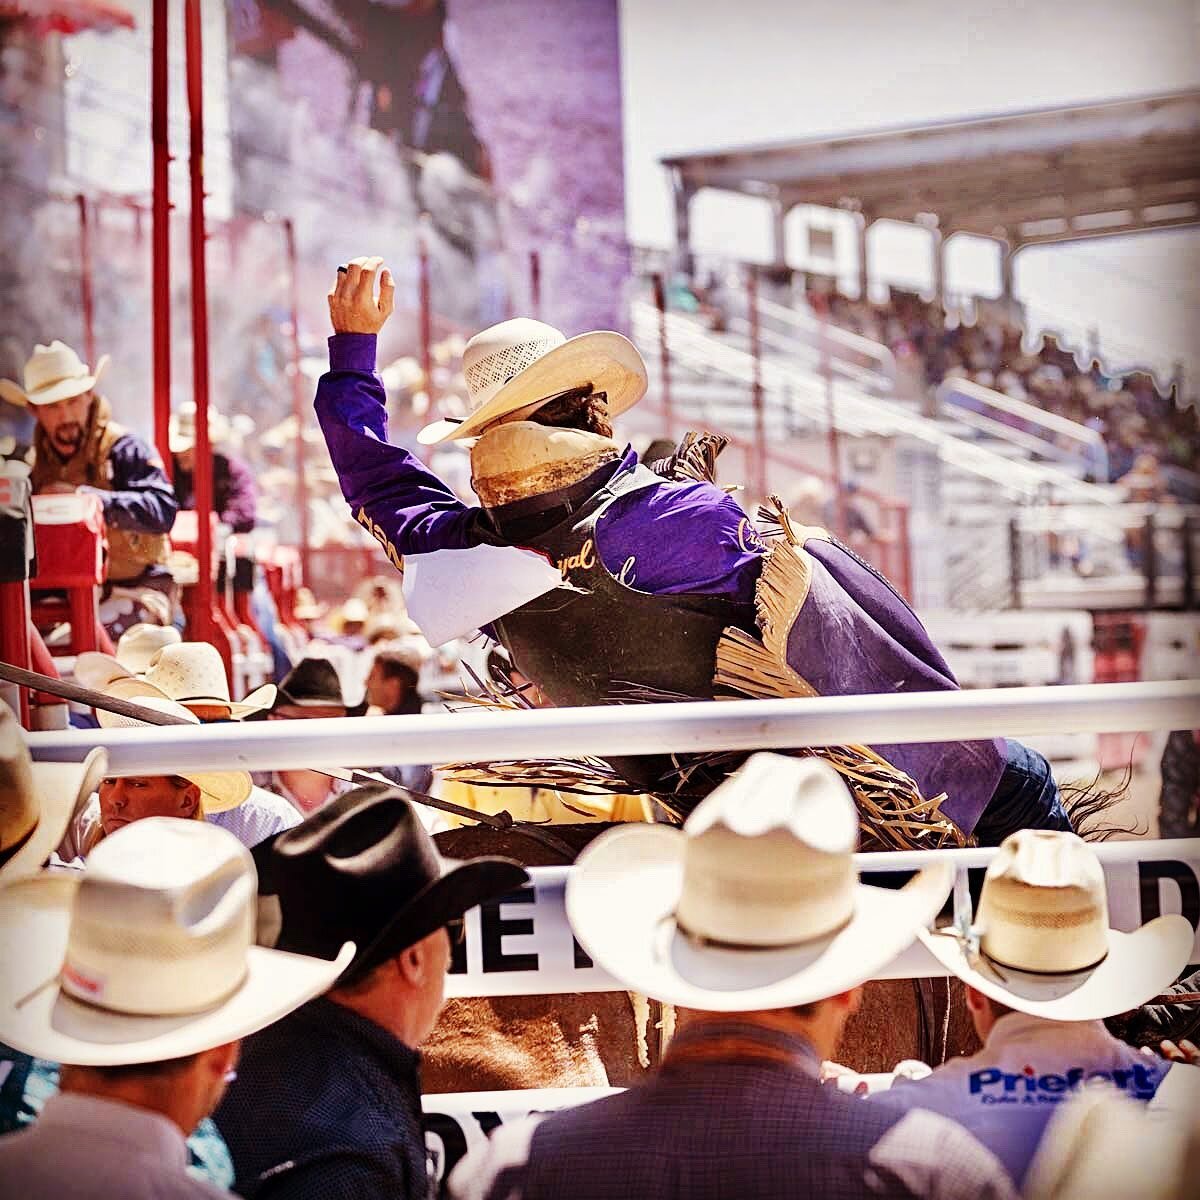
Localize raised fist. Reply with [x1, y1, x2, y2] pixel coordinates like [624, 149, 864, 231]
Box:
[327, 256, 395, 335]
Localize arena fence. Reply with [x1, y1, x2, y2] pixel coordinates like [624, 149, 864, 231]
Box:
[25, 680, 1199, 774]
[27, 679, 1200, 1180]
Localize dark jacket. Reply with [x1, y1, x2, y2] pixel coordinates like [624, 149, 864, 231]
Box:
[174, 451, 258, 533]
[215, 997, 430, 1199]
[448, 1019, 1016, 1200]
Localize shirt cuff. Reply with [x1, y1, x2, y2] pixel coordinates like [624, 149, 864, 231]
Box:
[328, 333, 377, 373]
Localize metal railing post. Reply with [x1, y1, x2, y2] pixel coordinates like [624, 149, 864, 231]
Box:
[747, 267, 767, 500]
[76, 194, 96, 368]
[282, 217, 311, 588]
[651, 273, 672, 436]
[151, 0, 172, 477]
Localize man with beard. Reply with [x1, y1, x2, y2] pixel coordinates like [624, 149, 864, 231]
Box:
[0, 341, 178, 612]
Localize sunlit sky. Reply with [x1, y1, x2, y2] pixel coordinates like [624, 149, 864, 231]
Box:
[619, 0, 1200, 385]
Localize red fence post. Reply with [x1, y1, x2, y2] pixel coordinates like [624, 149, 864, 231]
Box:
[283, 217, 311, 588]
[184, 0, 217, 653]
[151, 0, 172, 477]
[418, 219, 434, 410]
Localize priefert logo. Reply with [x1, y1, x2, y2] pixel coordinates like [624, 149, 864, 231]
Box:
[969, 1062, 1159, 1104]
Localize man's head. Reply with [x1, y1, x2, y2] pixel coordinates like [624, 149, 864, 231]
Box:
[365, 647, 421, 713]
[964, 986, 1013, 1042]
[34, 389, 94, 459]
[330, 927, 453, 1048]
[270, 657, 353, 720]
[251, 785, 527, 1045]
[174, 446, 195, 472]
[690, 990, 864, 1061]
[59, 1045, 239, 1137]
[97, 775, 202, 838]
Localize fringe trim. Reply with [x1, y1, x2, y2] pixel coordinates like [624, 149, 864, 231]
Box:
[714, 627, 818, 700]
[754, 540, 814, 664]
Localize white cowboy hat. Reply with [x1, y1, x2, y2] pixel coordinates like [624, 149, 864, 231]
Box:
[74, 624, 183, 690]
[169, 400, 231, 453]
[566, 753, 953, 1011]
[0, 341, 110, 408]
[0, 819, 354, 1065]
[93, 694, 253, 813]
[417, 318, 647, 445]
[99, 641, 275, 720]
[919, 830, 1193, 1021]
[1, 707, 106, 883]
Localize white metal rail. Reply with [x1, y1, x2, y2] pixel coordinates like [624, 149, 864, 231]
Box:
[27, 681, 1200, 775]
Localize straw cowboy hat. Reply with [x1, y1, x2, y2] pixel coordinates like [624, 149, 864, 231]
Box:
[0, 819, 354, 1066]
[920, 830, 1193, 1021]
[0, 341, 110, 408]
[417, 318, 647, 445]
[0, 706, 106, 883]
[98, 641, 275, 720]
[169, 400, 231, 453]
[566, 753, 953, 1011]
[292, 587, 326, 621]
[74, 624, 183, 690]
[91, 693, 253, 813]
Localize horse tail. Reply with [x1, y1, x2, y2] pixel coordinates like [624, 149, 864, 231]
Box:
[1060, 756, 1144, 842]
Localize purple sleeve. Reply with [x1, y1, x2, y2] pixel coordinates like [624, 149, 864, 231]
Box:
[596, 479, 766, 604]
[314, 334, 493, 555]
[220, 454, 258, 533]
[84, 434, 178, 534]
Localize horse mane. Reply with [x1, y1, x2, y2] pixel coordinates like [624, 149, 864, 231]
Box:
[1058, 757, 1143, 842]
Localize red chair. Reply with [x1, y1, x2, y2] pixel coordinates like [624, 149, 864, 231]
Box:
[29, 492, 112, 658]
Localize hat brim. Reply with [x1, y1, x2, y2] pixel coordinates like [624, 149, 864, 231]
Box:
[417, 331, 647, 445]
[0, 874, 354, 1066]
[1, 750, 107, 883]
[918, 915, 1194, 1021]
[73, 652, 132, 692]
[566, 825, 953, 1011]
[104, 675, 276, 722]
[92, 690, 252, 814]
[5, 356, 111, 408]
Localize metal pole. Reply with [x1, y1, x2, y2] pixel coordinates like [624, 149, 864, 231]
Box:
[25, 681, 1200, 775]
[747, 266, 767, 500]
[529, 250, 541, 318]
[651, 272, 672, 435]
[151, 0, 172, 477]
[895, 502, 913, 603]
[282, 218, 311, 587]
[76, 194, 96, 367]
[184, 0, 215, 646]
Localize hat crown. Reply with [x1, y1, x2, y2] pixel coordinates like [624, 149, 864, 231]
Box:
[978, 830, 1111, 973]
[63, 820, 256, 1016]
[116, 623, 182, 676]
[24, 341, 89, 391]
[461, 319, 567, 410]
[0, 708, 38, 853]
[145, 642, 232, 705]
[675, 755, 859, 948]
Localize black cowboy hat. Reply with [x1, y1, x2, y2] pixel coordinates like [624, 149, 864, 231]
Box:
[252, 784, 528, 984]
[270, 656, 367, 716]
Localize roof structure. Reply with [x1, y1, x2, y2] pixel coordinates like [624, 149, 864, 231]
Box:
[663, 89, 1200, 247]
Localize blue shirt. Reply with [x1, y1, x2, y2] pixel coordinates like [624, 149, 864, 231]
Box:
[78, 431, 178, 535]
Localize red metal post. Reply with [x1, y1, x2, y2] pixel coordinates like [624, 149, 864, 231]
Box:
[651, 272, 673, 436]
[76, 194, 97, 366]
[894, 502, 913, 603]
[283, 217, 311, 587]
[184, 0, 216, 647]
[151, 0, 172, 476]
[529, 250, 541, 318]
[747, 267, 767, 500]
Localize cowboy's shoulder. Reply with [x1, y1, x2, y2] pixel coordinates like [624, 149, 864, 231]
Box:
[605, 476, 765, 545]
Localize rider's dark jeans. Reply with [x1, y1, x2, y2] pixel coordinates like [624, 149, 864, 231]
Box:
[973, 738, 1073, 846]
